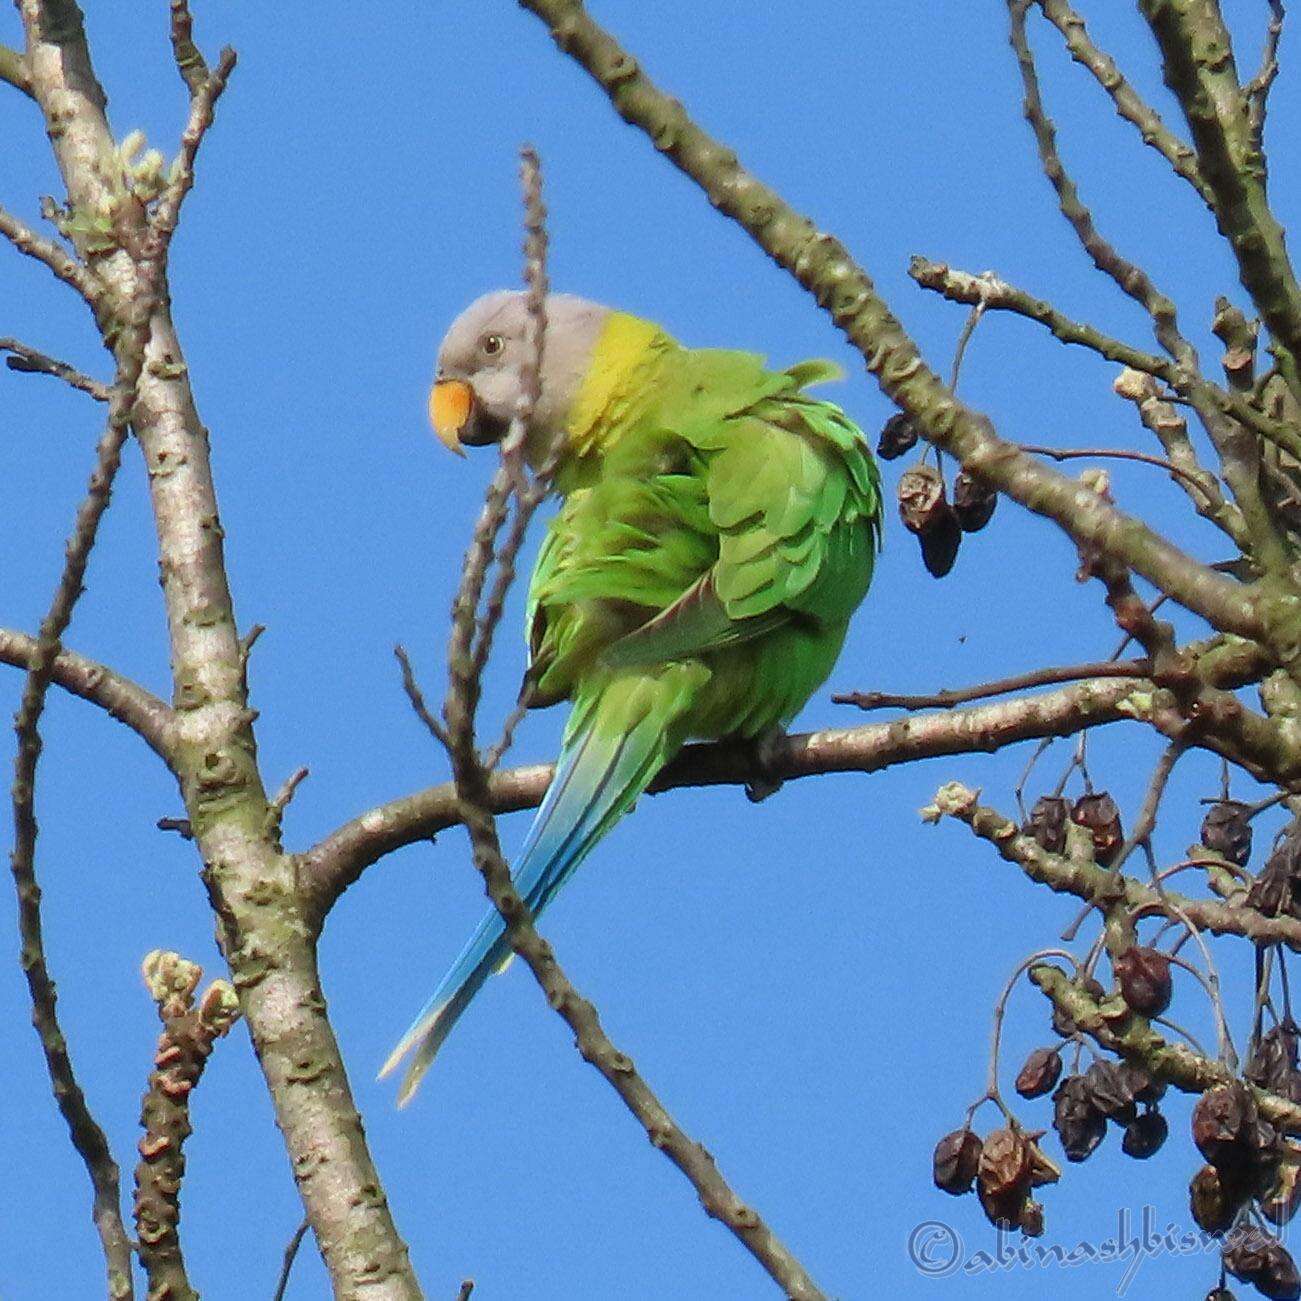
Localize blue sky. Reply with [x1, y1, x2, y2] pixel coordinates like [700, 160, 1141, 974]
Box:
[0, 2, 1295, 1297]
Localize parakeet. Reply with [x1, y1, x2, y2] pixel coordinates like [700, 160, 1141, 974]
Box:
[381, 291, 883, 1103]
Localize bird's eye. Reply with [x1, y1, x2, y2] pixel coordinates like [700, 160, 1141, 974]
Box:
[481, 334, 505, 357]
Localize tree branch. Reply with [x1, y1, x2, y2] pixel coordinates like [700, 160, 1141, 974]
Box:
[0, 628, 173, 758]
[0, 336, 109, 400]
[1035, 0, 1213, 206]
[832, 658, 1152, 712]
[0, 42, 34, 98]
[303, 674, 1188, 929]
[16, 7, 420, 1293]
[9, 365, 140, 1300]
[1141, 0, 1301, 399]
[133, 951, 240, 1301]
[515, 0, 1262, 646]
[168, 0, 209, 98]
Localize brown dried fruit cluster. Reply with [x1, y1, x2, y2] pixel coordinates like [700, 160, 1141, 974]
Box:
[1024, 796, 1070, 854]
[1247, 825, 1301, 919]
[1223, 1226, 1301, 1300]
[1246, 1022, 1301, 1105]
[1188, 1079, 1301, 1266]
[932, 1125, 1059, 1235]
[1069, 792, 1124, 866]
[897, 464, 961, 578]
[1113, 945, 1173, 1018]
[1201, 801, 1253, 867]
[1049, 1059, 1165, 1163]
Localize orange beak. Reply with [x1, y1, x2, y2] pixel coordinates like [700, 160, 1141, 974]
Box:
[429, 378, 474, 455]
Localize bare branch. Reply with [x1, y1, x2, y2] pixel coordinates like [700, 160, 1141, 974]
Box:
[0, 202, 101, 302]
[1036, 0, 1213, 206]
[134, 951, 241, 1301]
[10, 369, 141, 1300]
[833, 657, 1152, 712]
[301, 663, 1276, 929]
[17, 6, 420, 1289]
[0, 628, 173, 758]
[146, 46, 237, 260]
[1017, 441, 1219, 500]
[1008, 0, 1195, 367]
[0, 336, 109, 400]
[168, 0, 209, 98]
[1245, 0, 1285, 153]
[272, 1220, 312, 1301]
[0, 43, 33, 99]
[1141, 0, 1301, 399]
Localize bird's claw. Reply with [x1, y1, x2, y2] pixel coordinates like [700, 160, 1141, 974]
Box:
[744, 727, 787, 804]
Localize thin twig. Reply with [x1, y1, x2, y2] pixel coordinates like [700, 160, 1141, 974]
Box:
[1246, 2, 1286, 162]
[1017, 442, 1219, 502]
[833, 657, 1151, 712]
[0, 337, 109, 400]
[10, 365, 143, 1300]
[272, 1219, 312, 1301]
[408, 146, 828, 1301]
[168, 0, 210, 98]
[146, 47, 237, 260]
[0, 203, 102, 303]
[1035, 0, 1212, 206]
[267, 766, 310, 832]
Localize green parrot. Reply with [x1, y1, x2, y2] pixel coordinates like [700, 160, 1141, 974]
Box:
[382, 291, 883, 1103]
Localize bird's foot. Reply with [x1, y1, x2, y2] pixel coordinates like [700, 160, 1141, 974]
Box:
[744, 726, 787, 804]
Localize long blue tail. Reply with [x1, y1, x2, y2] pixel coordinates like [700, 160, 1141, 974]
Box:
[380, 664, 708, 1104]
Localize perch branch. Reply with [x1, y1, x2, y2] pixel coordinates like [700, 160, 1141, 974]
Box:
[300, 632, 1271, 928]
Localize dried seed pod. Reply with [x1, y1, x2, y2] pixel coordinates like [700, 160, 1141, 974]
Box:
[877, 412, 919, 461]
[1026, 1134, 1061, 1189]
[1224, 1232, 1301, 1301]
[1201, 801, 1253, 867]
[977, 1127, 1032, 1200]
[1018, 1199, 1045, 1238]
[1070, 792, 1124, 866]
[919, 509, 962, 578]
[1250, 825, 1301, 917]
[1025, 796, 1070, 855]
[976, 1181, 1027, 1232]
[1015, 1047, 1063, 1099]
[897, 464, 947, 533]
[1084, 1059, 1138, 1123]
[1190, 1164, 1240, 1235]
[1193, 1082, 1258, 1170]
[1260, 1148, 1301, 1227]
[1117, 1061, 1166, 1106]
[953, 470, 997, 533]
[1113, 946, 1173, 1018]
[1205, 1288, 1237, 1301]
[897, 465, 962, 578]
[1121, 1109, 1168, 1160]
[1052, 1074, 1106, 1162]
[1247, 1023, 1301, 1094]
[933, 1128, 982, 1196]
